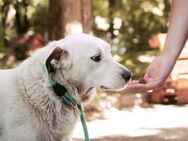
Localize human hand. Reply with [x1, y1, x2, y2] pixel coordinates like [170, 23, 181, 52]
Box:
[127, 55, 175, 90]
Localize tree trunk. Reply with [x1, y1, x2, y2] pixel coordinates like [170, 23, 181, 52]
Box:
[48, 0, 92, 41]
[0, 18, 4, 52]
[108, 0, 115, 39]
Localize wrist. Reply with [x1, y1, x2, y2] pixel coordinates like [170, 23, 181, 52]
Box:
[162, 46, 180, 63]
[159, 51, 177, 79]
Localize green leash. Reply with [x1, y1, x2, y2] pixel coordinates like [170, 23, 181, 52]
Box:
[48, 76, 90, 141]
[77, 104, 90, 141]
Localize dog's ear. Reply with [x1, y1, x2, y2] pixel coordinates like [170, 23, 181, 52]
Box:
[46, 47, 70, 73]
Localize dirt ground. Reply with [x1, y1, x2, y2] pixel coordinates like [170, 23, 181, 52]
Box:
[73, 105, 188, 141]
[74, 128, 188, 141]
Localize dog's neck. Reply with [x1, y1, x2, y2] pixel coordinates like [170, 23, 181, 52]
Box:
[18, 53, 91, 106]
[18, 57, 80, 139]
[49, 80, 67, 98]
[48, 72, 81, 103]
[52, 71, 80, 98]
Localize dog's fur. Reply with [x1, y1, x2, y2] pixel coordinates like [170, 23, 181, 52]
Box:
[0, 33, 131, 141]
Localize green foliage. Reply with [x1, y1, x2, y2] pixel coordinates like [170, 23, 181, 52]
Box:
[0, 0, 5, 51]
[0, 0, 48, 68]
[93, 0, 109, 17]
[0, 17, 4, 52]
[0, 0, 48, 50]
[93, 0, 171, 75]
[93, 0, 171, 50]
[28, 0, 48, 35]
[0, 0, 171, 74]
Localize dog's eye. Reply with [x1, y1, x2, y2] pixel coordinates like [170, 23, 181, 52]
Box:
[90, 54, 101, 62]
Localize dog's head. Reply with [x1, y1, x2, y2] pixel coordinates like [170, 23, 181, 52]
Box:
[45, 33, 132, 93]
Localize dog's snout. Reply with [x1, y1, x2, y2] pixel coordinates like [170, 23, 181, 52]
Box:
[121, 70, 132, 82]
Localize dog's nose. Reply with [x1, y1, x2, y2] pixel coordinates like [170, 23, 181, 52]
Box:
[121, 70, 132, 82]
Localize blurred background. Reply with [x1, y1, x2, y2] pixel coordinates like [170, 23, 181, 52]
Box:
[0, 0, 188, 140]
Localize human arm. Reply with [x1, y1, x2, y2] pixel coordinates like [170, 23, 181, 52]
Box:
[127, 0, 188, 90]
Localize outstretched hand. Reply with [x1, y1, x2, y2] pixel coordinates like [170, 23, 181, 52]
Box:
[127, 55, 175, 90]
[127, 0, 188, 91]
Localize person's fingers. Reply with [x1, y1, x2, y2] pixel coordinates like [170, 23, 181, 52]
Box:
[127, 80, 139, 85]
[128, 83, 147, 89]
[127, 80, 141, 88]
[127, 80, 159, 90]
[127, 81, 147, 89]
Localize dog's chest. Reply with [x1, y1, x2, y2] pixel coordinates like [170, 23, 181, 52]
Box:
[20, 66, 81, 140]
[35, 102, 80, 140]
[21, 81, 80, 140]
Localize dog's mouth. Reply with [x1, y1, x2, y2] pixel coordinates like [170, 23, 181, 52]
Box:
[100, 84, 128, 91]
[84, 87, 94, 94]
[100, 85, 110, 90]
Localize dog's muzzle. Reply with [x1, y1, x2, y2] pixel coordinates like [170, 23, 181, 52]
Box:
[121, 70, 132, 82]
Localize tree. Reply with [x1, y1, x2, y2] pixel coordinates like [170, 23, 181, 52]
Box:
[48, 0, 92, 40]
[0, 0, 30, 49]
[93, 0, 171, 50]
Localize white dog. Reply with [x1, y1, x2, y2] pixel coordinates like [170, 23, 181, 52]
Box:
[0, 33, 132, 141]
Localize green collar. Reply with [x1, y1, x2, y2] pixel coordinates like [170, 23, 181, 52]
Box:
[48, 76, 90, 141]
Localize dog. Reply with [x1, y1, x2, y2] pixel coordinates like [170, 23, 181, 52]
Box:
[0, 33, 132, 141]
